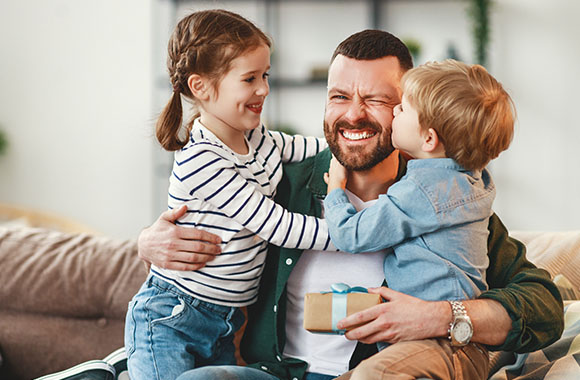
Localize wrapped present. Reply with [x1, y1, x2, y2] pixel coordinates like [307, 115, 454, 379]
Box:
[303, 283, 382, 334]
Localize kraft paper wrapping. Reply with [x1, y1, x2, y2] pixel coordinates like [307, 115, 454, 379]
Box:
[303, 292, 382, 334]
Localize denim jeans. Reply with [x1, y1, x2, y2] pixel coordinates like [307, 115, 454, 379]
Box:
[175, 366, 336, 380]
[125, 275, 245, 380]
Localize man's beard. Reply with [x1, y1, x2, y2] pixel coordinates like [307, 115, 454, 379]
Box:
[324, 118, 394, 171]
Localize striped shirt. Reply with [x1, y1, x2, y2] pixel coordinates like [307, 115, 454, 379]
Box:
[152, 119, 333, 306]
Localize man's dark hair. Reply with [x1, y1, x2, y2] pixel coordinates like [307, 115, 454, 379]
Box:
[331, 29, 413, 71]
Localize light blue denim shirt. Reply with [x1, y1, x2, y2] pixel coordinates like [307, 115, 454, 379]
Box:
[324, 158, 494, 301]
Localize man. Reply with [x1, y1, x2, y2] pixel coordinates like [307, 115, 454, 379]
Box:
[138, 30, 563, 380]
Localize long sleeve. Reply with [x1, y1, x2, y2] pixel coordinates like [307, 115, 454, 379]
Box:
[478, 214, 564, 353]
[173, 146, 332, 251]
[267, 129, 327, 164]
[323, 180, 440, 253]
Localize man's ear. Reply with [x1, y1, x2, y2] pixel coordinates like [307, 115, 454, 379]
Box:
[422, 128, 442, 153]
[188, 74, 209, 100]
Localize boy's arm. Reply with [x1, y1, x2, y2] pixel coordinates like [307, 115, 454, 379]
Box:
[323, 179, 440, 253]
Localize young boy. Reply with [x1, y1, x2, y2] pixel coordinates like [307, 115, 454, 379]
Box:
[324, 59, 515, 379]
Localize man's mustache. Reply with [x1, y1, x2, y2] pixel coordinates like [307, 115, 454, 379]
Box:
[334, 119, 382, 133]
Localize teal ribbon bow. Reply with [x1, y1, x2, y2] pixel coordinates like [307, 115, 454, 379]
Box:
[322, 283, 368, 334]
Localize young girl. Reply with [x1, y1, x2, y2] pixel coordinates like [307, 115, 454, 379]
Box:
[125, 9, 333, 380]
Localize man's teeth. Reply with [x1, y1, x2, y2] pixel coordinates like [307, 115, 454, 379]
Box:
[342, 130, 376, 140]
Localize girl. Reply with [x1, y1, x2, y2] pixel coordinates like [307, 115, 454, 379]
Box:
[125, 9, 333, 380]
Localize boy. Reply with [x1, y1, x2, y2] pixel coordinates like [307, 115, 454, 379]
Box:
[324, 59, 515, 379]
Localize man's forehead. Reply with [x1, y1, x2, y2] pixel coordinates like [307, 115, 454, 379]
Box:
[327, 55, 402, 98]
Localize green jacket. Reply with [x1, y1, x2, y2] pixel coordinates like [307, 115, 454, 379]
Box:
[241, 149, 564, 380]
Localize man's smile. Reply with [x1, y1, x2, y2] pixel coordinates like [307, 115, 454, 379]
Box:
[340, 129, 377, 141]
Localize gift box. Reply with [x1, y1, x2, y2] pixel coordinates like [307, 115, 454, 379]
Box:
[303, 283, 382, 334]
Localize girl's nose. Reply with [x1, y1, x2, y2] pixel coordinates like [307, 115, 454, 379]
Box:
[256, 78, 269, 97]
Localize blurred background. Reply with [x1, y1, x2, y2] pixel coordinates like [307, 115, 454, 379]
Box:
[0, 0, 578, 239]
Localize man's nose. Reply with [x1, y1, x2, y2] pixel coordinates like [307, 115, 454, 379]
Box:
[344, 101, 366, 123]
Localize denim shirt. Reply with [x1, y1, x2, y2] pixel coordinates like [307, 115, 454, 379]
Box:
[324, 158, 495, 301]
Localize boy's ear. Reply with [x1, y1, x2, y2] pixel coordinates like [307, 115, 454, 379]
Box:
[188, 74, 209, 100]
[422, 128, 442, 153]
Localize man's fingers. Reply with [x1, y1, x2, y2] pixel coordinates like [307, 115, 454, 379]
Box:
[368, 286, 398, 301]
[155, 250, 218, 269]
[162, 205, 188, 223]
[337, 303, 381, 330]
[178, 226, 222, 245]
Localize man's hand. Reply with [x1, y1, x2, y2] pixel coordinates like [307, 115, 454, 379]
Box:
[324, 156, 348, 194]
[336, 287, 450, 344]
[138, 205, 222, 271]
[336, 286, 511, 346]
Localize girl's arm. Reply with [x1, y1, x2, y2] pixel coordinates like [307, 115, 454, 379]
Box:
[267, 128, 327, 163]
[175, 147, 334, 251]
[323, 179, 441, 253]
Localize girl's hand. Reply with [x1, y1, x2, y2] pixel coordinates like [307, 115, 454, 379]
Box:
[324, 156, 348, 194]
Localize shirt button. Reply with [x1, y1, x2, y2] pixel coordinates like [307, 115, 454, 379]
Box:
[261, 365, 268, 371]
[273, 305, 277, 313]
[293, 378, 299, 380]
[276, 355, 282, 362]
[285, 258, 293, 266]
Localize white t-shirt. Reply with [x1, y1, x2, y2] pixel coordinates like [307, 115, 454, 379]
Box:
[282, 190, 387, 376]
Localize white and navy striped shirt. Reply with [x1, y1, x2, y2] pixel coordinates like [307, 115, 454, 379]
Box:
[152, 119, 333, 306]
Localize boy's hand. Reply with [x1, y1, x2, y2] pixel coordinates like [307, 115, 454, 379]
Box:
[324, 156, 348, 194]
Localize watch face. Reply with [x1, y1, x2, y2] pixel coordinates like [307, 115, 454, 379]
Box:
[454, 321, 472, 343]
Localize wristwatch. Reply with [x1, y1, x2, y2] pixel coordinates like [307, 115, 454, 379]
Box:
[448, 301, 473, 346]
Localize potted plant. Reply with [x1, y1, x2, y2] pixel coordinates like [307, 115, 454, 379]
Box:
[0, 129, 7, 156]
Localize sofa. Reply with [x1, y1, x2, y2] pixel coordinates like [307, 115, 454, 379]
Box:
[0, 226, 145, 380]
[0, 225, 579, 380]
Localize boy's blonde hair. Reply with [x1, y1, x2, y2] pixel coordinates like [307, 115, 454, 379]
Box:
[401, 59, 515, 170]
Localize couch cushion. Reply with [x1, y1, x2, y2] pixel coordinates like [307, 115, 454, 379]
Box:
[0, 226, 146, 319]
[511, 230, 580, 292]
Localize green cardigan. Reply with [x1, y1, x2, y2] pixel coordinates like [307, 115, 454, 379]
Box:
[241, 149, 564, 380]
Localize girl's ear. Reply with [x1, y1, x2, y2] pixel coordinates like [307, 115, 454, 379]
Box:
[188, 74, 209, 101]
[422, 128, 442, 153]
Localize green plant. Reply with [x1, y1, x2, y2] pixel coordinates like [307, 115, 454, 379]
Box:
[468, 0, 492, 67]
[0, 129, 7, 156]
[402, 38, 422, 64]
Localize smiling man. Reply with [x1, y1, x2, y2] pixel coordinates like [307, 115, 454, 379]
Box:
[138, 30, 563, 380]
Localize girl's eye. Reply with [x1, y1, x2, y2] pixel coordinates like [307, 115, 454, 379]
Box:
[244, 76, 256, 83]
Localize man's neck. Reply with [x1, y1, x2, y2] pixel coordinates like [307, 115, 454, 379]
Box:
[345, 151, 400, 202]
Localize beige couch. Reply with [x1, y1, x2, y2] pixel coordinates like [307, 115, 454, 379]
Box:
[0, 227, 146, 380]
[0, 226, 578, 380]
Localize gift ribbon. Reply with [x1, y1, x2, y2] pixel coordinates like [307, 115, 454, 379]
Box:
[322, 283, 368, 334]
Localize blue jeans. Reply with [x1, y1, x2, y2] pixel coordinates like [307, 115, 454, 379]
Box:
[176, 366, 336, 380]
[125, 275, 245, 380]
